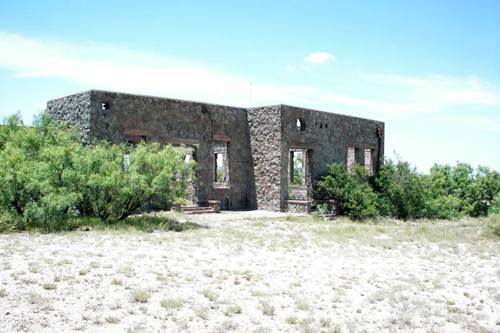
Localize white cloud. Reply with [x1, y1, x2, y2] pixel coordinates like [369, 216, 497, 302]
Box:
[304, 52, 335, 64]
[0, 32, 499, 121]
[1, 32, 500, 171]
[360, 72, 500, 108]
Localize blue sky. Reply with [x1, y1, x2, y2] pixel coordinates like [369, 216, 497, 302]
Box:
[0, 0, 499, 171]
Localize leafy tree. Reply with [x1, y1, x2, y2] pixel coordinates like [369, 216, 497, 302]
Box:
[469, 166, 500, 216]
[374, 160, 426, 219]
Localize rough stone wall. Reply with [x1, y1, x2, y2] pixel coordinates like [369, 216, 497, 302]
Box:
[247, 106, 282, 211]
[46, 91, 92, 143]
[280, 105, 385, 202]
[46, 90, 385, 212]
[47, 90, 256, 211]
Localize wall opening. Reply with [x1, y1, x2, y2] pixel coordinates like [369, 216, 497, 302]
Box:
[290, 150, 304, 185]
[101, 102, 110, 110]
[364, 148, 374, 176]
[347, 147, 356, 172]
[296, 118, 306, 131]
[213, 141, 229, 187]
[288, 148, 310, 201]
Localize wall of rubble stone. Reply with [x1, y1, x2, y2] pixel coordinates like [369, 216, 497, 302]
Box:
[47, 89, 385, 212]
[46, 91, 92, 143]
[247, 105, 283, 211]
[280, 105, 385, 201]
[47, 90, 257, 210]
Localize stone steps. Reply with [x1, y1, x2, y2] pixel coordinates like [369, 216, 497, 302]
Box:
[180, 206, 216, 215]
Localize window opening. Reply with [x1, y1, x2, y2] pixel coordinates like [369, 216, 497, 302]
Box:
[296, 118, 306, 131]
[364, 148, 374, 176]
[347, 147, 356, 172]
[213, 141, 229, 186]
[289, 150, 305, 186]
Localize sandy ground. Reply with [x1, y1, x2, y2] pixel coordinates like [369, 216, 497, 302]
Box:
[0, 211, 499, 333]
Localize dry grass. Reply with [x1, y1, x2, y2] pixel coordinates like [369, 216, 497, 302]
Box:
[131, 289, 150, 303]
[0, 211, 498, 332]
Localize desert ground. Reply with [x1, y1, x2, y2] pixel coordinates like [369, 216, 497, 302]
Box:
[0, 211, 499, 333]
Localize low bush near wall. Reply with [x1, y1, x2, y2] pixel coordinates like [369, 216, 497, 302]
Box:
[319, 161, 500, 221]
[318, 164, 378, 220]
[0, 113, 195, 232]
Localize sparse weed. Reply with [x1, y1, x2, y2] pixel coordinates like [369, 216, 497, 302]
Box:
[105, 315, 120, 324]
[194, 306, 209, 320]
[160, 297, 183, 310]
[28, 292, 49, 305]
[260, 301, 275, 316]
[111, 278, 123, 286]
[295, 298, 310, 311]
[43, 283, 57, 290]
[217, 320, 238, 332]
[131, 289, 150, 303]
[224, 305, 242, 316]
[201, 288, 218, 302]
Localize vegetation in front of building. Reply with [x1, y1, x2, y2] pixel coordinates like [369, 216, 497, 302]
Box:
[1, 112, 499, 233]
[0, 113, 195, 232]
[318, 161, 500, 221]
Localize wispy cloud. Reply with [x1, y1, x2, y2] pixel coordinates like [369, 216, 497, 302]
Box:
[304, 52, 335, 64]
[360, 72, 500, 108]
[0, 32, 499, 123]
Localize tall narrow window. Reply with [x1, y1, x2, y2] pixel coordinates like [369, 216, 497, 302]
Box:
[213, 142, 229, 186]
[289, 149, 306, 186]
[364, 148, 373, 176]
[184, 152, 192, 165]
[347, 147, 356, 172]
[292, 151, 304, 185]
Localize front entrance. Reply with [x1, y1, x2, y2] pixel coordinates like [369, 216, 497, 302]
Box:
[286, 148, 312, 213]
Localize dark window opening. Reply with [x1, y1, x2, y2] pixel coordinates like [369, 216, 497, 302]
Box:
[296, 118, 306, 131]
[101, 102, 110, 110]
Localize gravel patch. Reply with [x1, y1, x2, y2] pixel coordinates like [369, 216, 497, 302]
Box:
[0, 211, 499, 332]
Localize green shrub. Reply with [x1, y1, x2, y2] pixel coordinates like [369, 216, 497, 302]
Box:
[0, 112, 194, 231]
[374, 160, 426, 219]
[468, 166, 500, 216]
[318, 164, 378, 220]
[0, 210, 18, 232]
[489, 193, 500, 215]
[424, 195, 462, 220]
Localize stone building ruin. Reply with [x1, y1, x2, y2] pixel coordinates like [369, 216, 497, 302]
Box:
[47, 90, 384, 212]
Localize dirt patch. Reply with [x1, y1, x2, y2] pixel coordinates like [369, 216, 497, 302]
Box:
[0, 212, 499, 332]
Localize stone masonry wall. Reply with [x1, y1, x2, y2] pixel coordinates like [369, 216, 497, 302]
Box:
[46, 91, 92, 143]
[280, 105, 385, 202]
[47, 90, 385, 212]
[247, 106, 282, 211]
[47, 90, 257, 211]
